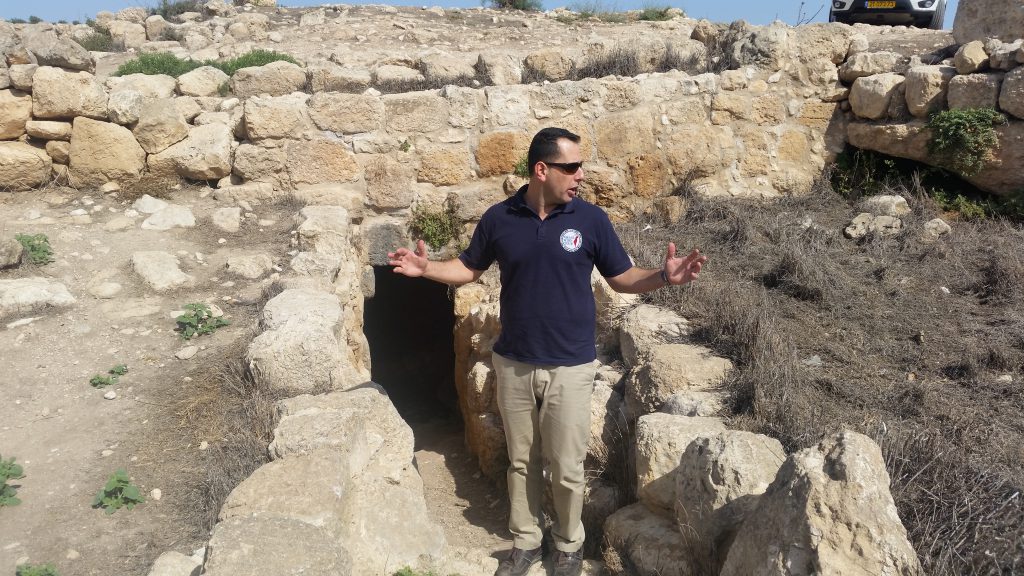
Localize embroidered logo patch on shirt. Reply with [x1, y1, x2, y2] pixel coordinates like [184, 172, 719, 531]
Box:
[560, 228, 583, 253]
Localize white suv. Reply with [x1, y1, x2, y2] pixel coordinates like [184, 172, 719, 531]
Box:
[829, 0, 947, 29]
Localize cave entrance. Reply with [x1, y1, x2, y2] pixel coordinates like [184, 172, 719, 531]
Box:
[363, 266, 458, 426]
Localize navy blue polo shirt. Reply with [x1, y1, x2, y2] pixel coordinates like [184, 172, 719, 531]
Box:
[459, 186, 633, 366]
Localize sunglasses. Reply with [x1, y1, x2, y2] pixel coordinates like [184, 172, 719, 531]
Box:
[544, 161, 584, 173]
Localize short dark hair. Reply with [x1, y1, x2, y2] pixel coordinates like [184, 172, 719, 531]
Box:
[527, 127, 581, 175]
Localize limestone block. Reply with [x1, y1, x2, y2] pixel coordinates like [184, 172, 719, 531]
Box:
[627, 153, 670, 198]
[420, 53, 476, 84]
[231, 60, 307, 98]
[954, 40, 990, 74]
[243, 93, 315, 140]
[21, 29, 94, 73]
[619, 304, 690, 368]
[133, 98, 189, 154]
[441, 85, 482, 129]
[635, 413, 727, 513]
[308, 92, 383, 134]
[849, 73, 905, 120]
[45, 141, 69, 165]
[306, 63, 370, 93]
[0, 89, 32, 139]
[524, 49, 573, 81]
[25, 120, 72, 141]
[999, 67, 1024, 119]
[948, 73, 1002, 110]
[860, 194, 910, 217]
[31, 67, 107, 120]
[364, 154, 416, 209]
[484, 84, 531, 128]
[106, 90, 145, 126]
[286, 139, 360, 186]
[233, 142, 288, 184]
[8, 64, 36, 91]
[146, 551, 201, 576]
[664, 125, 735, 179]
[247, 322, 352, 394]
[595, 109, 655, 167]
[373, 64, 424, 85]
[580, 163, 628, 207]
[587, 381, 625, 472]
[953, 0, 1024, 44]
[721, 431, 923, 576]
[451, 181, 506, 221]
[626, 343, 733, 419]
[477, 52, 522, 86]
[989, 39, 1023, 70]
[603, 503, 693, 576]
[147, 123, 232, 180]
[295, 206, 353, 257]
[141, 205, 196, 231]
[177, 66, 230, 97]
[660, 390, 726, 417]
[838, 51, 907, 83]
[69, 117, 146, 188]
[108, 21, 147, 51]
[475, 130, 530, 177]
[144, 15, 169, 41]
[130, 252, 194, 291]
[107, 73, 177, 99]
[417, 146, 472, 186]
[904, 65, 957, 118]
[0, 278, 75, 320]
[384, 91, 449, 133]
[202, 516, 352, 576]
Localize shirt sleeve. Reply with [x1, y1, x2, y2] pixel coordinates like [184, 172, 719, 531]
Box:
[594, 210, 633, 278]
[458, 209, 495, 271]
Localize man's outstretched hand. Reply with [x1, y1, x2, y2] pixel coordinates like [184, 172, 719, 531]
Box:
[664, 242, 706, 286]
[388, 239, 429, 277]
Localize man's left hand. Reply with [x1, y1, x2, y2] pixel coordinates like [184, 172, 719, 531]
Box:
[664, 242, 707, 286]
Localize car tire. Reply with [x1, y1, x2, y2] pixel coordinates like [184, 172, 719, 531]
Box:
[928, 0, 946, 29]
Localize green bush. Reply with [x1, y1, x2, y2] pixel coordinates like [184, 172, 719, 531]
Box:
[1, 455, 25, 507]
[176, 303, 229, 340]
[637, 4, 674, 21]
[114, 49, 299, 78]
[16, 565, 58, 576]
[15, 233, 54, 265]
[8, 18, 27, 24]
[89, 364, 129, 388]
[513, 155, 529, 178]
[28, 16, 42, 24]
[488, 0, 543, 10]
[410, 199, 462, 250]
[77, 29, 114, 52]
[215, 49, 299, 76]
[149, 0, 202, 19]
[927, 108, 1005, 177]
[93, 469, 144, 514]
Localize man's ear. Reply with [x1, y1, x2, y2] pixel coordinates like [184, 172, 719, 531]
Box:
[533, 162, 547, 181]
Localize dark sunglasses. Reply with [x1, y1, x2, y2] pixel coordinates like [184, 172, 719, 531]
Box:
[543, 161, 584, 173]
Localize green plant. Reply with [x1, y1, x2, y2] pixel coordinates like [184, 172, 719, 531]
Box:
[28, 16, 42, 24]
[214, 49, 299, 76]
[927, 108, 1006, 177]
[399, 139, 412, 152]
[114, 49, 299, 78]
[488, 0, 543, 10]
[217, 81, 231, 96]
[513, 155, 529, 178]
[410, 199, 462, 250]
[15, 233, 54, 265]
[8, 18, 27, 24]
[148, 0, 202, 19]
[93, 469, 144, 514]
[16, 564, 58, 576]
[1, 455, 25, 507]
[637, 4, 673, 21]
[176, 303, 229, 340]
[392, 568, 443, 576]
[77, 29, 114, 52]
[90, 364, 129, 388]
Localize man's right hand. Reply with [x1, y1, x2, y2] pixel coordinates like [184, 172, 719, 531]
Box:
[388, 239, 429, 277]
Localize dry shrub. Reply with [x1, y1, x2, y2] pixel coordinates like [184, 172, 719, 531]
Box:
[118, 173, 183, 202]
[572, 46, 641, 79]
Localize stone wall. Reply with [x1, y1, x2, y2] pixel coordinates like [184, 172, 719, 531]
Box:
[953, 0, 1024, 43]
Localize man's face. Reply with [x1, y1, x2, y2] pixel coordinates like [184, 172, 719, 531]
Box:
[539, 138, 584, 205]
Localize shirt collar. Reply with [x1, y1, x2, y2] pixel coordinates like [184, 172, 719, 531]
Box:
[507, 185, 577, 215]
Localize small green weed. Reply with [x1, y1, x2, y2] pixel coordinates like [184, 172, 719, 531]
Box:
[637, 4, 673, 21]
[77, 29, 114, 52]
[1, 455, 25, 507]
[93, 469, 144, 514]
[15, 233, 54, 265]
[16, 564, 59, 576]
[399, 139, 412, 153]
[148, 0, 202, 19]
[214, 49, 299, 76]
[28, 16, 42, 24]
[410, 199, 462, 251]
[217, 81, 231, 97]
[8, 18, 27, 24]
[513, 155, 529, 178]
[115, 50, 299, 78]
[90, 364, 129, 388]
[176, 303, 229, 340]
[927, 108, 1006, 177]
[488, 0, 543, 10]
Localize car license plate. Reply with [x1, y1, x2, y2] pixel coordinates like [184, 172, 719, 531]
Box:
[866, 1, 896, 7]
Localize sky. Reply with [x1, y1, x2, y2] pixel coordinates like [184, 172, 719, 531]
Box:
[0, 0, 959, 29]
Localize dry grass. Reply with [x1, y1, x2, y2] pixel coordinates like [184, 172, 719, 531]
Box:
[616, 171, 1024, 574]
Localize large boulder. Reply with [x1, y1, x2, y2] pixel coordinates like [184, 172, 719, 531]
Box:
[176, 66, 230, 97]
[625, 343, 733, 419]
[0, 142, 51, 190]
[106, 90, 146, 125]
[904, 65, 957, 118]
[1000, 67, 1024, 120]
[22, 29, 94, 72]
[130, 252, 194, 291]
[147, 123, 232, 180]
[618, 304, 690, 368]
[202, 516, 352, 576]
[286, 139, 360, 186]
[132, 98, 189, 154]
[383, 91, 449, 133]
[108, 21, 147, 51]
[721, 431, 923, 576]
[307, 92, 383, 134]
[953, 40, 990, 74]
[837, 51, 907, 83]
[947, 72, 1003, 110]
[524, 49, 573, 81]
[849, 73, 905, 120]
[69, 117, 146, 187]
[106, 73, 177, 99]
[952, 0, 1024, 43]
[635, 413, 727, 513]
[0, 278, 75, 320]
[31, 67, 107, 120]
[231, 60, 307, 98]
[0, 89, 33, 139]
[242, 93, 315, 140]
[604, 503, 694, 576]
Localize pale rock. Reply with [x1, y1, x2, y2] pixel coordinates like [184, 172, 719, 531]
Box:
[373, 64, 424, 85]
[619, 304, 690, 368]
[635, 413, 727, 512]
[948, 72, 1003, 110]
[211, 206, 241, 232]
[924, 217, 952, 238]
[144, 15, 170, 42]
[174, 96, 203, 122]
[107, 73, 177, 99]
[247, 319, 353, 394]
[286, 139, 360, 186]
[0, 278, 76, 320]
[0, 89, 32, 139]
[299, 9, 327, 27]
[8, 64, 37, 91]
[307, 92, 383, 134]
[383, 92, 449, 133]
[202, 516, 352, 576]
[296, 206, 352, 256]
[132, 194, 169, 214]
[69, 117, 146, 187]
[838, 51, 907, 82]
[904, 65, 957, 118]
[133, 98, 189, 154]
[226, 254, 274, 279]
[626, 343, 732, 419]
[146, 551, 200, 576]
[88, 282, 122, 299]
[0, 239, 24, 269]
[176, 345, 199, 360]
[177, 66, 230, 97]
[106, 90, 145, 126]
[142, 205, 196, 230]
[849, 73, 904, 120]
[660, 390, 727, 417]
[31, 67, 107, 120]
[721, 431, 923, 576]
[587, 381, 625, 472]
[989, 39, 1023, 70]
[859, 194, 910, 217]
[0, 141, 52, 190]
[116, 7, 148, 23]
[148, 123, 233, 180]
[524, 49, 573, 81]
[420, 53, 476, 84]
[25, 120, 72, 141]
[305, 62, 368, 93]
[242, 93, 314, 140]
[231, 60, 307, 98]
[954, 40, 990, 74]
[999, 67, 1024, 119]
[603, 503, 693, 576]
[108, 21, 147, 51]
[131, 251, 194, 291]
[21, 29, 95, 73]
[476, 52, 522, 85]
[364, 154, 416, 209]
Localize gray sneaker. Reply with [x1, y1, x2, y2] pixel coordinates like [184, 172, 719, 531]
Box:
[494, 546, 542, 576]
[552, 550, 583, 576]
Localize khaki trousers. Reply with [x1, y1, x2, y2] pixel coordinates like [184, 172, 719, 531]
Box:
[492, 352, 595, 553]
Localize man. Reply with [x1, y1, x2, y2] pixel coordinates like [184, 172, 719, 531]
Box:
[389, 127, 706, 576]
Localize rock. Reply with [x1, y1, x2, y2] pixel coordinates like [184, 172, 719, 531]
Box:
[242, 93, 315, 140]
[364, 154, 416, 209]
[923, 217, 952, 238]
[383, 91, 449, 133]
[953, 0, 1021, 44]
[307, 92, 383, 134]
[0, 278, 75, 320]
[0, 89, 32, 139]
[721, 431, 923, 576]
[175, 345, 199, 360]
[286, 139, 360, 186]
[131, 251, 194, 291]
[69, 118, 146, 188]
[635, 413, 727, 512]
[22, 29, 94, 73]
[626, 343, 733, 419]
[146, 551, 200, 576]
[373, 64, 424, 86]
[202, 516, 352, 576]
[618, 304, 690, 368]
[299, 9, 327, 26]
[107, 73, 178, 99]
[420, 54, 476, 84]
[309, 63, 370, 93]
[104, 390, 117, 400]
[231, 60, 307, 98]
[108, 21, 147, 51]
[849, 73, 905, 120]
[988, 39, 1023, 71]
[25, 120, 72, 141]
[226, 254, 274, 279]
[0, 142, 52, 190]
[859, 194, 910, 217]
[904, 65, 957, 118]
[0, 239, 25, 269]
[141, 205, 196, 230]
[31, 67, 107, 120]
[477, 52, 522, 85]
[106, 90, 145, 126]
[133, 194, 169, 214]
[604, 503, 693, 576]
[475, 130, 530, 176]
[177, 66, 230, 97]
[416, 146, 472, 186]
[660, 390, 726, 417]
[948, 72, 1003, 110]
[247, 313, 354, 394]
[837, 51, 906, 82]
[147, 123, 233, 180]
[954, 40, 990, 74]
[45, 141, 70, 165]
[676, 430, 786, 550]
[1000, 67, 1024, 120]
[524, 49, 573, 81]
[8, 64, 37, 91]
[133, 98, 190, 154]
[211, 207, 241, 233]
[88, 282, 122, 299]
